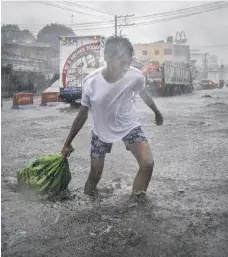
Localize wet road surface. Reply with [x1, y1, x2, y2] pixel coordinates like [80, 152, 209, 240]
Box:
[1, 88, 228, 257]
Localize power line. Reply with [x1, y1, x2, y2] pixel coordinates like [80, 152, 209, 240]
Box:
[13, 20, 114, 29]
[39, 1, 110, 19]
[3, 1, 228, 34]
[85, 1, 115, 15]
[100, 3, 228, 32]
[3, 25, 115, 34]
[191, 45, 228, 48]
[130, 1, 227, 21]
[10, 1, 228, 30]
[57, 1, 113, 17]
[130, 4, 228, 28]
[18, 1, 227, 30]
[115, 15, 134, 36]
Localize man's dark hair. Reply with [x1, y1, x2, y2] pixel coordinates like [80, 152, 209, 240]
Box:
[104, 35, 134, 58]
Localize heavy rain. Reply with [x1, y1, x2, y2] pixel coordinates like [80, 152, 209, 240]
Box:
[1, 1, 228, 257]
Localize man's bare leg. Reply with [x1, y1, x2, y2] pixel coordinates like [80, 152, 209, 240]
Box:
[127, 141, 154, 196]
[84, 157, 105, 195]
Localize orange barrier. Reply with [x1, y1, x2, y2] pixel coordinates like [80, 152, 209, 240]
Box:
[41, 92, 59, 106]
[12, 93, 33, 109]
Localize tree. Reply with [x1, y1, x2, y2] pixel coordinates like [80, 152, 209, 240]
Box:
[1, 24, 20, 42]
[37, 23, 75, 47]
[1, 24, 35, 43]
[20, 29, 36, 43]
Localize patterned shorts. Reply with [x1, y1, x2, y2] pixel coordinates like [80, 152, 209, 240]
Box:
[91, 126, 147, 158]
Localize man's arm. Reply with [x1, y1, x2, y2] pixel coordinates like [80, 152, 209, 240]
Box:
[62, 105, 89, 156]
[139, 88, 163, 125]
[139, 88, 160, 114]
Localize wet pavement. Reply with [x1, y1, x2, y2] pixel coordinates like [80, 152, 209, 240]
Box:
[1, 88, 228, 257]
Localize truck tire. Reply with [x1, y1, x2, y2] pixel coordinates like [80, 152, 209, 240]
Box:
[177, 86, 182, 95]
[182, 86, 187, 94]
[172, 86, 176, 96]
[167, 87, 172, 96]
[184, 86, 189, 93]
[186, 86, 191, 93]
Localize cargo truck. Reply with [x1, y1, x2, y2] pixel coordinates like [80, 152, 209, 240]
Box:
[142, 63, 193, 96]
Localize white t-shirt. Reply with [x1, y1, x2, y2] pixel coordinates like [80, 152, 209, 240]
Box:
[81, 66, 145, 143]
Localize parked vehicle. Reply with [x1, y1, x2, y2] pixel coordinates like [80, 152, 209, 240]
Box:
[142, 63, 193, 96]
[59, 35, 105, 104]
[200, 79, 218, 90]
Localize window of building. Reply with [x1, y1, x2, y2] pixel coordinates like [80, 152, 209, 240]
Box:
[142, 50, 148, 55]
[164, 48, 172, 55]
[154, 49, 160, 55]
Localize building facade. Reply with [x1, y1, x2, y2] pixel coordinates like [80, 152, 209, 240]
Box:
[134, 40, 190, 67]
[1, 41, 59, 73]
[208, 55, 218, 70]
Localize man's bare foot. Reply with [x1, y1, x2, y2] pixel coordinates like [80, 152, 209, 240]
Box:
[84, 187, 96, 196]
[84, 180, 98, 196]
[130, 191, 147, 203]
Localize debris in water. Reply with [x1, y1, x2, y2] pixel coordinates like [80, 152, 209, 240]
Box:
[98, 225, 112, 237]
[90, 232, 96, 238]
[201, 94, 212, 98]
[114, 183, 121, 189]
[54, 213, 61, 224]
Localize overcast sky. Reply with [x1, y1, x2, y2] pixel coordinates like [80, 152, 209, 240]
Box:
[1, 1, 228, 63]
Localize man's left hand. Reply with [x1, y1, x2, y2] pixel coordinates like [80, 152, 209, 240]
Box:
[155, 112, 163, 126]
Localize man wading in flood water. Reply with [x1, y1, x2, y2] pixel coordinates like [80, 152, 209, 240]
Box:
[61, 35, 163, 198]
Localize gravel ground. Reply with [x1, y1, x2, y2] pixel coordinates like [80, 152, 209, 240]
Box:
[1, 88, 228, 257]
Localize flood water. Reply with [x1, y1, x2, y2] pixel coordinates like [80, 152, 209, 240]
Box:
[1, 88, 228, 257]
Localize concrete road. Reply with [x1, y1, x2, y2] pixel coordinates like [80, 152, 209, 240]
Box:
[1, 88, 228, 257]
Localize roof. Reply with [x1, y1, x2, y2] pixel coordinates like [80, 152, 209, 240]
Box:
[43, 79, 60, 93]
[2, 41, 55, 48]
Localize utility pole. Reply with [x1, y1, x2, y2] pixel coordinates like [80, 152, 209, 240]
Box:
[114, 14, 134, 36]
[115, 15, 118, 36]
[203, 52, 209, 79]
[190, 50, 209, 79]
[220, 58, 224, 81]
[189, 49, 200, 78]
[189, 49, 200, 68]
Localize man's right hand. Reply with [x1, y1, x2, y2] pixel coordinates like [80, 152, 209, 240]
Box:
[155, 111, 163, 126]
[61, 145, 74, 157]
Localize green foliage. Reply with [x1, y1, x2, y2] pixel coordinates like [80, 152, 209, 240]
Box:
[1, 24, 36, 43]
[17, 154, 71, 198]
[37, 23, 75, 46]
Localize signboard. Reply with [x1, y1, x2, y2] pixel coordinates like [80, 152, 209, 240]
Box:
[59, 36, 105, 88]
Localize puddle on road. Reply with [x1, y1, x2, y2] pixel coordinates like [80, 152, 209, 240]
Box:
[2, 167, 228, 257]
[2, 89, 228, 257]
[206, 102, 228, 108]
